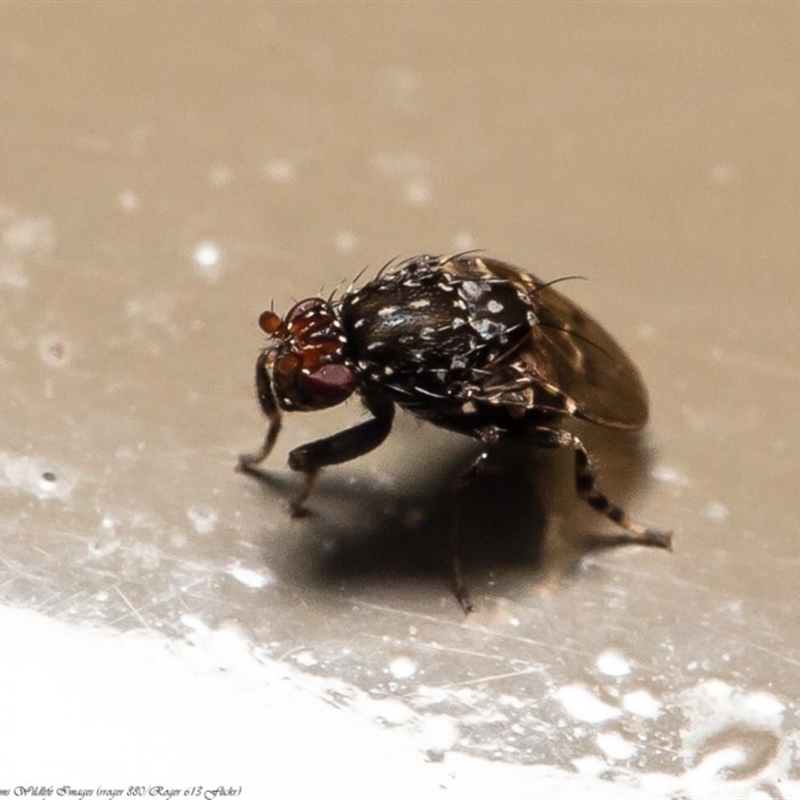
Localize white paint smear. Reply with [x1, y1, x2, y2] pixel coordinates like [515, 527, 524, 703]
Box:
[555, 684, 621, 724]
[389, 656, 417, 680]
[622, 689, 662, 719]
[651, 465, 690, 487]
[226, 563, 275, 589]
[3, 607, 797, 800]
[0, 451, 75, 500]
[186, 504, 218, 535]
[596, 648, 631, 678]
[596, 731, 637, 761]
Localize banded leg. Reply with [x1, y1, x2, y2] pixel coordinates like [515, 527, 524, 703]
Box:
[526, 426, 672, 550]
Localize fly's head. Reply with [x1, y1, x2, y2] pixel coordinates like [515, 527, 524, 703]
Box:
[258, 298, 357, 412]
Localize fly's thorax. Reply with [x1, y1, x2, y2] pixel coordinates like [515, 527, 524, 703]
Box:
[340, 255, 535, 403]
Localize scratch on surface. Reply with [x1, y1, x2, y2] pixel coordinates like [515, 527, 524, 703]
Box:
[0, 555, 40, 581]
[356, 600, 593, 658]
[437, 665, 543, 690]
[354, 601, 465, 628]
[38, 588, 91, 616]
[410, 640, 508, 662]
[729, 633, 800, 670]
[113, 585, 152, 630]
[474, 625, 594, 659]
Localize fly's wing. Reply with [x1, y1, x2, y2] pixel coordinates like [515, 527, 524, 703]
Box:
[475, 259, 649, 429]
[522, 283, 648, 428]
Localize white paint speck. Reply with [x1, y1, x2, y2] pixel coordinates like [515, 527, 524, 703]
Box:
[334, 230, 359, 253]
[226, 563, 275, 590]
[555, 684, 621, 724]
[451, 231, 475, 250]
[404, 177, 431, 205]
[0, 452, 74, 500]
[596, 731, 637, 761]
[417, 714, 459, 753]
[703, 500, 729, 521]
[193, 241, 223, 282]
[0, 203, 55, 255]
[596, 649, 631, 678]
[193, 241, 221, 271]
[622, 689, 662, 719]
[186, 505, 218, 535]
[710, 162, 735, 185]
[389, 657, 417, 680]
[117, 190, 140, 213]
[294, 650, 318, 667]
[208, 164, 234, 186]
[264, 158, 296, 183]
[651, 464, 690, 487]
[0, 262, 29, 291]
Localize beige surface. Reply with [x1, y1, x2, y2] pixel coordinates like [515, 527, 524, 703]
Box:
[2, 3, 799, 796]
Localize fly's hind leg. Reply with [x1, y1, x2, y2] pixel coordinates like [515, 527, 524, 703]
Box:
[527, 426, 672, 550]
[450, 449, 490, 614]
[449, 426, 503, 615]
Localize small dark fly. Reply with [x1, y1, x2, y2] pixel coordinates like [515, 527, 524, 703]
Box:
[238, 254, 671, 611]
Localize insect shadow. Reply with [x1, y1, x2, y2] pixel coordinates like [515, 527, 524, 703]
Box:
[244, 423, 657, 608]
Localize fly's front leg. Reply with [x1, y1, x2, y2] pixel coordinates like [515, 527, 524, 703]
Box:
[238, 349, 282, 473]
[286, 392, 395, 516]
[527, 426, 672, 550]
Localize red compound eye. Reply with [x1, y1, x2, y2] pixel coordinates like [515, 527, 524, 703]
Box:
[285, 298, 327, 326]
[298, 364, 357, 407]
[300, 340, 343, 370]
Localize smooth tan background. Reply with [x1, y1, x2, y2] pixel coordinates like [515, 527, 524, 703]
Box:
[1, 3, 799, 797]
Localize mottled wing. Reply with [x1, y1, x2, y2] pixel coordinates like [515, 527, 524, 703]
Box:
[478, 259, 649, 429]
